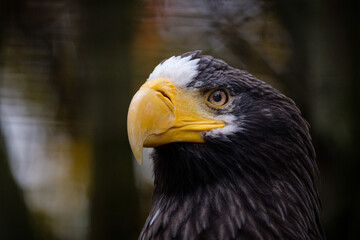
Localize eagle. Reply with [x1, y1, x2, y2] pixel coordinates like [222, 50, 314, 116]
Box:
[127, 51, 325, 240]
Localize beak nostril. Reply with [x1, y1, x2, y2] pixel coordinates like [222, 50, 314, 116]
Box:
[158, 90, 171, 102]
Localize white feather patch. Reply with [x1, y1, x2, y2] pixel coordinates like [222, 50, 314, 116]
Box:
[147, 55, 200, 87]
[205, 114, 240, 138]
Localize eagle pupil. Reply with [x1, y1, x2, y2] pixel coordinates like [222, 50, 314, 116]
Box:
[213, 91, 222, 102]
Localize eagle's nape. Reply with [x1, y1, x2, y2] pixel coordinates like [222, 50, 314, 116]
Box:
[127, 51, 325, 240]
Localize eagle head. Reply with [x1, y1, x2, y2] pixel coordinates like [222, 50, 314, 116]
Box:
[127, 51, 324, 239]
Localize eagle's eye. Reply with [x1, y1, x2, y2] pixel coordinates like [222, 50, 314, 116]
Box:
[206, 88, 230, 108]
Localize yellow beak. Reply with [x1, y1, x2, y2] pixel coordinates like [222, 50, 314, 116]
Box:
[127, 78, 225, 164]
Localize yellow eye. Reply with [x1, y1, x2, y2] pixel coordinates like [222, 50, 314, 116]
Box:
[206, 89, 230, 108]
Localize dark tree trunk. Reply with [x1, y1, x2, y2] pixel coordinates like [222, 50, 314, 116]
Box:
[79, 1, 141, 239]
[0, 1, 36, 239]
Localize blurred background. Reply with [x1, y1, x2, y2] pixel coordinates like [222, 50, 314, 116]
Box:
[0, 0, 359, 239]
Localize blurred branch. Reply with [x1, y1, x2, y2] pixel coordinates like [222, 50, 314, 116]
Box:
[206, 0, 278, 77]
[0, 128, 36, 240]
